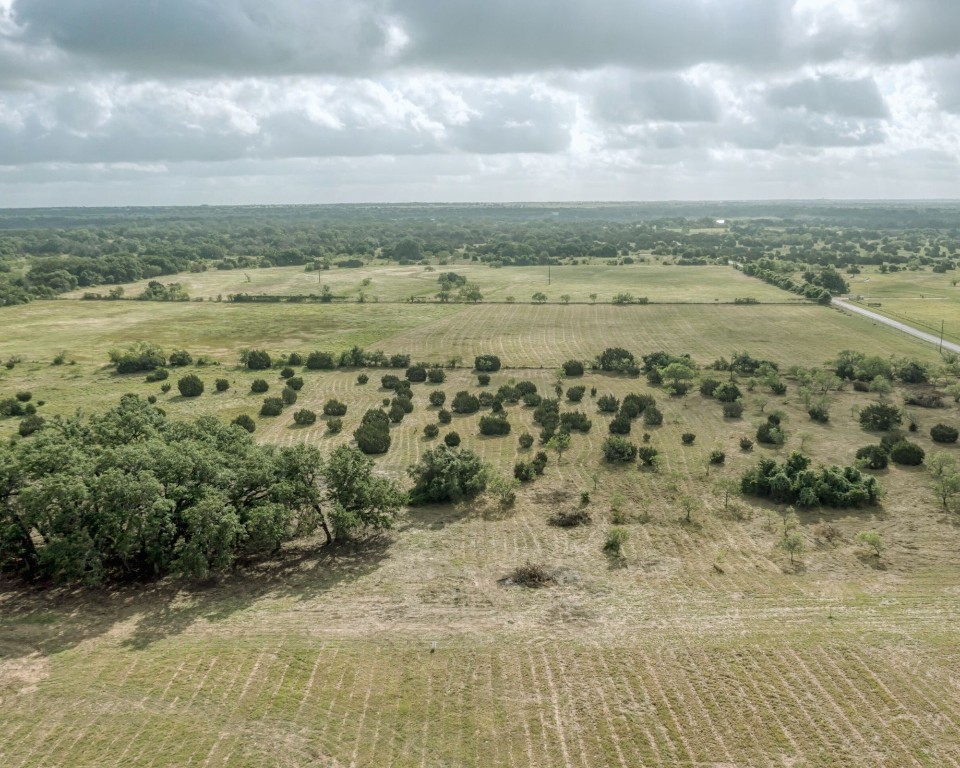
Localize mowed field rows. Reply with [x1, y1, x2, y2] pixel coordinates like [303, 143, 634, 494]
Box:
[3, 626, 960, 767]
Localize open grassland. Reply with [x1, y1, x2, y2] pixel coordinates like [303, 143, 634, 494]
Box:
[847, 267, 960, 344]
[62, 263, 800, 304]
[0, 301, 944, 443]
[3, 286, 960, 766]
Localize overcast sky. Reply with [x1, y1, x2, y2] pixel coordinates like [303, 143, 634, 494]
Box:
[1, 0, 959, 206]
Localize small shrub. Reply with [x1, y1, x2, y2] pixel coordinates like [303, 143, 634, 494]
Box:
[522, 392, 542, 407]
[813, 523, 841, 544]
[700, 379, 721, 397]
[562, 360, 584, 377]
[860, 403, 902, 431]
[636, 445, 659, 466]
[931, 424, 959, 444]
[15, 391, 31, 403]
[160, 383, 171, 393]
[18, 414, 45, 437]
[354, 409, 391, 454]
[477, 373, 491, 386]
[233, 414, 256, 433]
[251, 379, 269, 393]
[518, 432, 534, 449]
[452, 390, 480, 414]
[357, 373, 369, 385]
[723, 399, 744, 419]
[474, 354, 501, 372]
[740, 437, 754, 451]
[177, 374, 204, 398]
[280, 366, 295, 379]
[604, 528, 629, 557]
[429, 391, 447, 407]
[643, 407, 663, 426]
[326, 417, 343, 434]
[424, 423, 440, 439]
[714, 382, 742, 403]
[147, 395, 157, 404]
[323, 399, 348, 417]
[681, 432, 696, 445]
[427, 367, 446, 383]
[293, 409, 317, 426]
[756, 422, 786, 446]
[406, 365, 427, 383]
[215, 378, 230, 392]
[479, 414, 511, 436]
[597, 394, 620, 413]
[808, 406, 830, 423]
[510, 562, 552, 587]
[566, 385, 586, 402]
[287, 352, 303, 366]
[770, 381, 788, 395]
[305, 351, 335, 370]
[438, 409, 452, 424]
[444, 431, 461, 447]
[260, 397, 284, 416]
[609, 414, 632, 435]
[281, 387, 298, 405]
[856, 444, 889, 470]
[286, 376, 304, 391]
[602, 436, 637, 463]
[145, 368, 169, 383]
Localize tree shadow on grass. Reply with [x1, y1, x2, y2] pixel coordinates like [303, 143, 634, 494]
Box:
[0, 534, 393, 657]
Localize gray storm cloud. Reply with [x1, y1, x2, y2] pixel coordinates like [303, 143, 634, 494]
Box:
[0, 0, 958, 204]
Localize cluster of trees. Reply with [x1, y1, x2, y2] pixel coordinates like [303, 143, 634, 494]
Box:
[740, 262, 833, 303]
[741, 452, 881, 508]
[0, 396, 404, 585]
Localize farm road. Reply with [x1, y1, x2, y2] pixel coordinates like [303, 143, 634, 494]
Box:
[833, 297, 960, 355]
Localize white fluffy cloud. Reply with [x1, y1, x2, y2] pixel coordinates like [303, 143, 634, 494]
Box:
[0, 0, 958, 203]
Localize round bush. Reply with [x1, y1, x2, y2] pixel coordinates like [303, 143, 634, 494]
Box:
[855, 444, 888, 470]
[260, 397, 283, 417]
[740, 437, 754, 451]
[709, 449, 725, 465]
[327, 417, 343, 434]
[280, 366, 295, 379]
[287, 352, 303, 366]
[889, 440, 925, 466]
[681, 432, 696, 445]
[518, 432, 534, 449]
[424, 423, 440, 439]
[15, 391, 32, 402]
[477, 373, 491, 386]
[699, 379, 720, 397]
[643, 407, 663, 426]
[566, 386, 586, 402]
[245, 349, 272, 370]
[18, 414, 45, 437]
[452, 390, 480, 414]
[293, 409, 317, 426]
[723, 400, 744, 419]
[251, 379, 269, 393]
[281, 387, 298, 405]
[286, 376, 304, 391]
[215, 378, 230, 392]
[147, 395, 157, 404]
[602, 436, 637, 463]
[406, 365, 427, 383]
[232, 414, 256, 433]
[444, 431, 461, 447]
[145, 369, 169, 383]
[354, 409, 391, 454]
[323, 399, 348, 417]
[438, 409, 452, 424]
[479, 414, 511, 436]
[357, 373, 369, 385]
[931, 424, 959, 444]
[169, 349, 192, 367]
[177, 374, 204, 398]
[562, 359, 584, 377]
[608, 415, 631, 435]
[427, 367, 446, 383]
[160, 383, 172, 393]
[429, 390, 447, 407]
[474, 354, 501, 372]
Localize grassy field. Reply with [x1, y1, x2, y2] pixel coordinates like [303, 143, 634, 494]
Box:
[3, 271, 960, 766]
[62, 263, 800, 304]
[847, 267, 960, 343]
